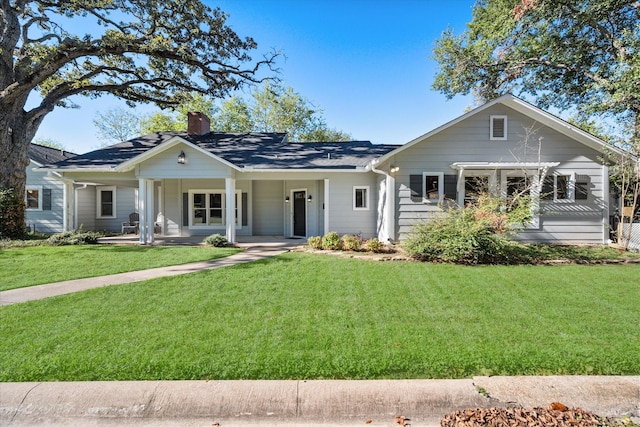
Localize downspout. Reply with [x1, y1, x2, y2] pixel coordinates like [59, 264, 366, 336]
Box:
[370, 160, 395, 242]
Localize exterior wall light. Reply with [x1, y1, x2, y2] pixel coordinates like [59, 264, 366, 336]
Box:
[390, 165, 400, 173]
[285, 196, 290, 203]
[307, 195, 312, 202]
[177, 151, 186, 164]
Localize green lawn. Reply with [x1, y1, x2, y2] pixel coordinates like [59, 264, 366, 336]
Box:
[1, 252, 638, 381]
[0, 245, 240, 291]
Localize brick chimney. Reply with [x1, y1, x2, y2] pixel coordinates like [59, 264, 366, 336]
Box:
[187, 112, 211, 136]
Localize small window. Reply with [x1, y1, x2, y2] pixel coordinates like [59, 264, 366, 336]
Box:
[97, 186, 116, 218]
[353, 186, 370, 210]
[542, 176, 554, 201]
[542, 174, 573, 202]
[26, 186, 42, 210]
[209, 193, 223, 225]
[490, 115, 508, 140]
[464, 176, 489, 206]
[424, 172, 444, 201]
[556, 175, 569, 200]
[575, 175, 589, 200]
[506, 176, 530, 209]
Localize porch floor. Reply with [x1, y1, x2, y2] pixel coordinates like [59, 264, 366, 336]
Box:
[98, 234, 307, 250]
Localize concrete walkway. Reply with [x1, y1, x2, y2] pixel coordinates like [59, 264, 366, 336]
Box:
[1, 376, 638, 426]
[0, 238, 301, 306]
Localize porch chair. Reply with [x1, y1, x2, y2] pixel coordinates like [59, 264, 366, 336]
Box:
[121, 212, 139, 234]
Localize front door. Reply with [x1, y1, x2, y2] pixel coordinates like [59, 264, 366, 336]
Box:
[293, 190, 306, 237]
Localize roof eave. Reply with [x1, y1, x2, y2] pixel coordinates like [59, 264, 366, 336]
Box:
[241, 166, 370, 172]
[114, 136, 243, 172]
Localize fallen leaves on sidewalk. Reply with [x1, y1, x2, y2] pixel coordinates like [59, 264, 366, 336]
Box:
[440, 405, 631, 427]
[395, 415, 410, 425]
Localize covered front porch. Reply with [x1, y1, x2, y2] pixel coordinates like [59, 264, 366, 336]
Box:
[60, 175, 328, 245]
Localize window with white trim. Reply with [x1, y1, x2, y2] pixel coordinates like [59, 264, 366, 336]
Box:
[490, 115, 508, 140]
[424, 172, 444, 201]
[575, 175, 589, 200]
[463, 175, 490, 206]
[97, 186, 116, 218]
[189, 190, 242, 228]
[353, 186, 370, 210]
[542, 174, 574, 202]
[26, 185, 43, 211]
[501, 171, 540, 228]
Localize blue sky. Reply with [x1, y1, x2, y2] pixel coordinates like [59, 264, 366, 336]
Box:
[34, 0, 476, 154]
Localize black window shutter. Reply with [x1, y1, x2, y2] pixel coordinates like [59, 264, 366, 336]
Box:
[575, 175, 589, 200]
[43, 188, 52, 210]
[444, 175, 457, 200]
[409, 175, 422, 202]
[182, 193, 189, 226]
[242, 193, 248, 226]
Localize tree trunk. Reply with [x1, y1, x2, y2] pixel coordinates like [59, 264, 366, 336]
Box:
[0, 103, 41, 238]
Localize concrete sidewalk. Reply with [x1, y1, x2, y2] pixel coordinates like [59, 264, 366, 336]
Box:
[1, 376, 638, 426]
[0, 241, 296, 306]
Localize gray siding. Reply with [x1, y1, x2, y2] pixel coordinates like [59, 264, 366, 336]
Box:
[138, 145, 231, 179]
[252, 180, 284, 236]
[391, 104, 608, 243]
[324, 173, 379, 239]
[162, 179, 181, 236]
[25, 161, 65, 234]
[94, 186, 137, 232]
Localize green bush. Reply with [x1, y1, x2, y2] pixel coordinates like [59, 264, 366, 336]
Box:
[307, 236, 323, 250]
[47, 230, 101, 246]
[403, 193, 531, 264]
[364, 237, 384, 253]
[0, 188, 26, 239]
[342, 234, 362, 251]
[203, 234, 228, 247]
[321, 232, 342, 250]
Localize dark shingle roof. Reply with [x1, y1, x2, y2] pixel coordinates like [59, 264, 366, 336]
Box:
[45, 132, 398, 170]
[29, 143, 76, 165]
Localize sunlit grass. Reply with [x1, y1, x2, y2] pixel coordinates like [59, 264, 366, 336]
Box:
[0, 245, 240, 291]
[1, 253, 638, 381]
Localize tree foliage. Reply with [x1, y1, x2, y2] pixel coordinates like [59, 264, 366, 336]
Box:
[138, 83, 352, 142]
[1, 0, 277, 236]
[139, 93, 217, 134]
[93, 108, 141, 146]
[433, 0, 639, 125]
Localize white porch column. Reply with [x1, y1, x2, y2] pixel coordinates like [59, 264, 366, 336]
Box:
[456, 168, 465, 206]
[324, 178, 330, 234]
[62, 180, 74, 231]
[386, 174, 396, 242]
[138, 179, 155, 244]
[225, 177, 236, 243]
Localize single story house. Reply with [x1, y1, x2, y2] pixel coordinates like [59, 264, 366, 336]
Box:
[25, 143, 77, 233]
[39, 94, 626, 245]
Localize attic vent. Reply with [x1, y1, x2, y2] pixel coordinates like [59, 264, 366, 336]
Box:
[490, 115, 507, 140]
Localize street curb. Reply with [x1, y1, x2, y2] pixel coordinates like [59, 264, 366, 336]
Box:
[1, 377, 638, 426]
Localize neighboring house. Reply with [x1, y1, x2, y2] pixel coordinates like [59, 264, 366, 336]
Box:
[39, 95, 627, 245]
[26, 143, 77, 233]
